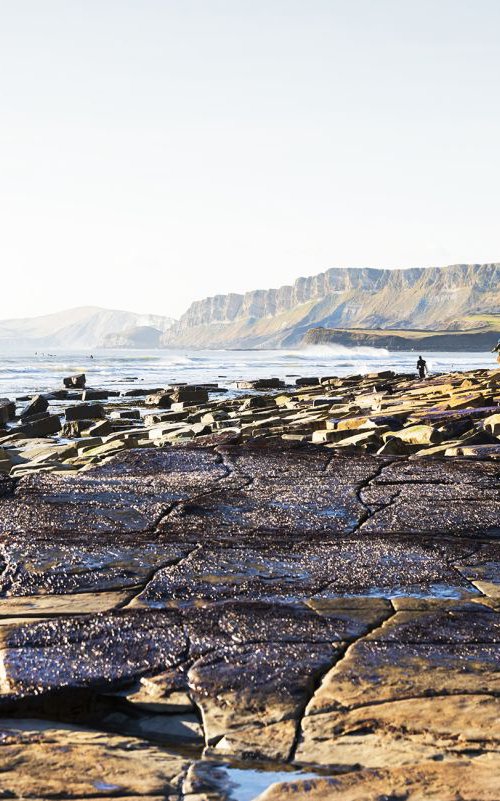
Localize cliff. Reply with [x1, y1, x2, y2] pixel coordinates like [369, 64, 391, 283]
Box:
[162, 263, 500, 349]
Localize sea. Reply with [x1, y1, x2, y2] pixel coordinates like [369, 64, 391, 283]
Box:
[0, 346, 495, 399]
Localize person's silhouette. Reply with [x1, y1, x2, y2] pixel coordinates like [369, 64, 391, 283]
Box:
[417, 356, 427, 379]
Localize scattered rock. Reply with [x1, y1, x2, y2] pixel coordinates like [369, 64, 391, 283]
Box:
[16, 414, 62, 438]
[82, 388, 109, 400]
[295, 377, 320, 386]
[145, 391, 173, 408]
[236, 378, 284, 390]
[65, 403, 106, 421]
[0, 398, 16, 425]
[20, 395, 48, 419]
[63, 373, 86, 388]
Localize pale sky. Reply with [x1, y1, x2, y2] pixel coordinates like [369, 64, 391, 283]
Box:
[1, 0, 499, 320]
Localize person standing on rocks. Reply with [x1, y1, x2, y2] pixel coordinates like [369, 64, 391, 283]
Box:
[417, 356, 428, 379]
[492, 339, 500, 364]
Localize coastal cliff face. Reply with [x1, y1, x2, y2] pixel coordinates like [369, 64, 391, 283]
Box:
[162, 263, 500, 348]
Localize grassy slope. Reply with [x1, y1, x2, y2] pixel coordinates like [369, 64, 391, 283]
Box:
[303, 326, 500, 351]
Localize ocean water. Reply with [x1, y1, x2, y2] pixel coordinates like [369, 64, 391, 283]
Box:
[0, 345, 495, 398]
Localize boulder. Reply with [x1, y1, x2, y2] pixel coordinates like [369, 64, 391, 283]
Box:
[16, 414, 62, 437]
[366, 370, 395, 379]
[379, 438, 425, 455]
[122, 387, 163, 397]
[45, 389, 72, 400]
[20, 394, 48, 419]
[236, 378, 285, 390]
[170, 386, 209, 404]
[143, 411, 187, 426]
[61, 420, 95, 438]
[83, 420, 113, 437]
[65, 403, 105, 421]
[336, 416, 373, 431]
[295, 377, 320, 386]
[0, 398, 16, 425]
[192, 423, 212, 436]
[47, 389, 81, 400]
[312, 429, 344, 444]
[458, 429, 499, 446]
[445, 392, 487, 410]
[328, 430, 383, 451]
[81, 389, 109, 401]
[145, 392, 173, 408]
[445, 444, 500, 458]
[238, 395, 274, 410]
[483, 413, 500, 437]
[200, 411, 228, 425]
[110, 409, 141, 420]
[17, 442, 78, 465]
[383, 423, 441, 446]
[63, 373, 86, 388]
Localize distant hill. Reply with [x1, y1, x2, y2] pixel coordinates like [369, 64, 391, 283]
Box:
[101, 325, 164, 349]
[0, 306, 175, 349]
[161, 263, 500, 349]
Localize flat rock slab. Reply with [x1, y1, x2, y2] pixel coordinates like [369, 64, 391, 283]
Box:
[297, 693, 500, 768]
[0, 448, 227, 535]
[0, 588, 136, 616]
[304, 604, 500, 714]
[455, 542, 500, 598]
[359, 457, 500, 536]
[296, 602, 500, 768]
[0, 718, 188, 798]
[183, 599, 391, 656]
[133, 537, 478, 607]
[360, 495, 500, 536]
[189, 641, 339, 760]
[0, 445, 497, 542]
[0, 537, 193, 596]
[162, 449, 383, 540]
[373, 457, 500, 486]
[253, 757, 500, 801]
[0, 444, 497, 793]
[0, 610, 187, 698]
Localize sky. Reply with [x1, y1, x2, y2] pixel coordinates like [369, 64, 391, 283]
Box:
[1, 0, 499, 321]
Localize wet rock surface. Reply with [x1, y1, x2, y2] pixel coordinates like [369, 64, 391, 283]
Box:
[0, 718, 189, 799]
[0, 390, 498, 799]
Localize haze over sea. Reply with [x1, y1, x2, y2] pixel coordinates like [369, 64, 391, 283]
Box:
[0, 347, 494, 398]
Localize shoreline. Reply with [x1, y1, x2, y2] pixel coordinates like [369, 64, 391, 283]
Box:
[0, 366, 498, 798]
[1, 365, 500, 476]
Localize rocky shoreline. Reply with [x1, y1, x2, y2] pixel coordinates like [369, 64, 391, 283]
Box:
[0, 368, 498, 799]
[2, 367, 500, 475]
